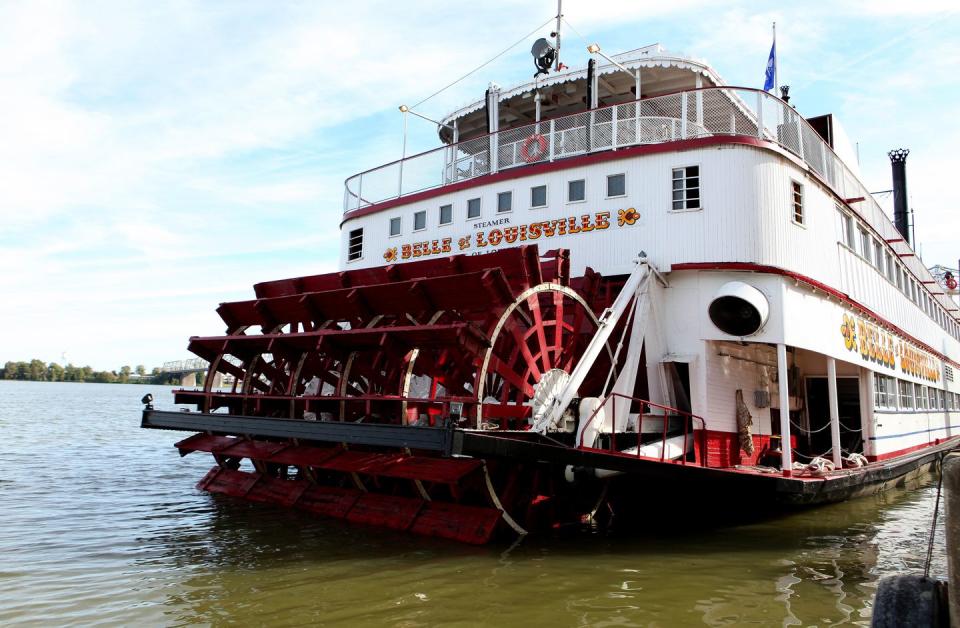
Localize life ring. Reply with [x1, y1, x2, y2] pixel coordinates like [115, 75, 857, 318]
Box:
[520, 134, 548, 163]
[946, 276, 958, 291]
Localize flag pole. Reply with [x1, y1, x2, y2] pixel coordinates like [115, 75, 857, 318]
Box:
[773, 22, 777, 93]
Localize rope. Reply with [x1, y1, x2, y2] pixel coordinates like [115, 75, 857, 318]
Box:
[789, 420, 832, 434]
[838, 420, 863, 433]
[791, 448, 837, 463]
[924, 454, 944, 579]
[789, 419, 862, 434]
[411, 17, 555, 109]
[561, 18, 591, 48]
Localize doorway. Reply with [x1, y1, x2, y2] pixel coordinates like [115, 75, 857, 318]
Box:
[804, 376, 862, 457]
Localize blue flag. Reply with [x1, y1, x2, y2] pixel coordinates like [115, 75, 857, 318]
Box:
[763, 39, 776, 92]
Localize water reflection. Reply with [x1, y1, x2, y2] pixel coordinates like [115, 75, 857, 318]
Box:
[0, 382, 948, 627]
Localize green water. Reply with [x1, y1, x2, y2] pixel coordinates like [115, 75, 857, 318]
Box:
[0, 381, 948, 626]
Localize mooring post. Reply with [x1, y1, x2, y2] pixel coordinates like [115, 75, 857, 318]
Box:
[945, 454, 959, 626]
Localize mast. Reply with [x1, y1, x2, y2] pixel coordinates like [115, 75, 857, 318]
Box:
[554, 0, 563, 71]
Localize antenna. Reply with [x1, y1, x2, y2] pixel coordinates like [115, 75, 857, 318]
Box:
[553, 0, 563, 71]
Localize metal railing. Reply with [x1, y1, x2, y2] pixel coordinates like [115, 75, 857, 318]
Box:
[577, 393, 708, 466]
[345, 86, 859, 215]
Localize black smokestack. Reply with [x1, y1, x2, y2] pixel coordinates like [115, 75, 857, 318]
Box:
[888, 149, 910, 244]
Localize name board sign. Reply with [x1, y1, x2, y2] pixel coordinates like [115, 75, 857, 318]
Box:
[840, 314, 940, 382]
[383, 209, 640, 263]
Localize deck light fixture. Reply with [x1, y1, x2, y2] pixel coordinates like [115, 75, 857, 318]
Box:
[586, 43, 641, 100]
[397, 105, 454, 131]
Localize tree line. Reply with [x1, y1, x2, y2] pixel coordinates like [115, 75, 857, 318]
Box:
[1, 360, 181, 384]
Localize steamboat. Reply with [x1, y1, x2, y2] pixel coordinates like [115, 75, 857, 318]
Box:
[142, 19, 960, 544]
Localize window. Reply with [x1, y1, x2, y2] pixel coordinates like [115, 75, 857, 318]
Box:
[607, 173, 626, 198]
[838, 207, 855, 248]
[467, 197, 481, 219]
[497, 191, 512, 213]
[439, 204, 452, 225]
[898, 379, 914, 409]
[859, 227, 871, 262]
[389, 217, 401, 237]
[672, 166, 700, 210]
[531, 185, 547, 208]
[347, 228, 363, 261]
[413, 210, 426, 231]
[928, 387, 938, 410]
[791, 181, 804, 224]
[875, 374, 896, 409]
[873, 239, 884, 273]
[568, 179, 585, 203]
[885, 252, 894, 282]
[937, 389, 945, 410]
[915, 383, 927, 410]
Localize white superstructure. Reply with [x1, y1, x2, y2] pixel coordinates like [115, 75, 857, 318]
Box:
[339, 45, 960, 467]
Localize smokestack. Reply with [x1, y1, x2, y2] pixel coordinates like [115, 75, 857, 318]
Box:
[888, 149, 910, 244]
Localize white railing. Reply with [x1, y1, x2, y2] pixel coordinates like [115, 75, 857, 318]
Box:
[345, 88, 740, 212]
[344, 87, 856, 212]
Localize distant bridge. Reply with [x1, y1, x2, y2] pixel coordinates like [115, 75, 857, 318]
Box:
[161, 358, 235, 388]
[161, 358, 208, 374]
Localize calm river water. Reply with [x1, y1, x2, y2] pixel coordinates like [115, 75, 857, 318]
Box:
[0, 381, 949, 626]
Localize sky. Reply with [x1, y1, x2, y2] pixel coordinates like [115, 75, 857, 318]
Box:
[1, 0, 958, 371]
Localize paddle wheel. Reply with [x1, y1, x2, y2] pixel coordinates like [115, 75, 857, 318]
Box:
[164, 247, 625, 543]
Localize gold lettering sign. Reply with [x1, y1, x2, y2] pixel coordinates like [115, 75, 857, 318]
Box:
[840, 313, 940, 382]
[383, 209, 639, 263]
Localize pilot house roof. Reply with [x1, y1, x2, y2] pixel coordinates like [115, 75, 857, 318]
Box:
[439, 44, 726, 143]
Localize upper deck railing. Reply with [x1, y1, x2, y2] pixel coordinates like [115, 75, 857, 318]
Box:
[343, 87, 943, 306]
[345, 87, 860, 216]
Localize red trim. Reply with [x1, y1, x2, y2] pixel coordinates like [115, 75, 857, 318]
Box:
[866, 437, 960, 462]
[886, 238, 905, 243]
[672, 262, 960, 369]
[898, 253, 917, 257]
[844, 196, 865, 203]
[341, 135, 778, 225]
[695, 430, 796, 468]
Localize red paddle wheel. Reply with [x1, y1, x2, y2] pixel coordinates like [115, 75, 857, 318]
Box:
[169, 247, 621, 543]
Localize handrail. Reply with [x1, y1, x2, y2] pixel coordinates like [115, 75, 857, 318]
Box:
[577, 392, 708, 467]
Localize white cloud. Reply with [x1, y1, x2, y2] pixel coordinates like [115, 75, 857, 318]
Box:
[1, 0, 957, 369]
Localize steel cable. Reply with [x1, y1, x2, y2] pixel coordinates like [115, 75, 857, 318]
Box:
[411, 17, 556, 110]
